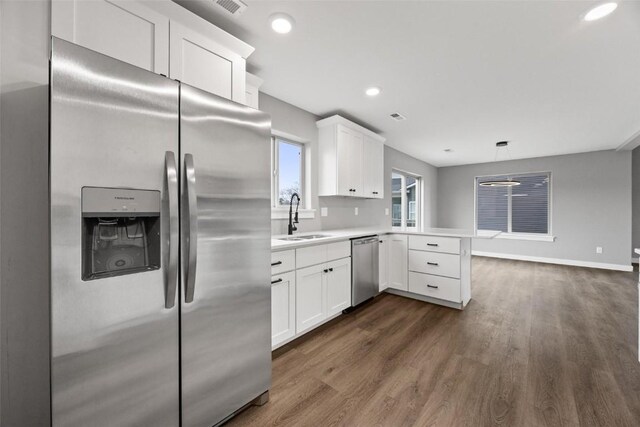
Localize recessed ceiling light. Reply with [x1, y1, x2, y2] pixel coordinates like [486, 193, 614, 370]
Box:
[584, 2, 617, 21]
[269, 13, 294, 34]
[365, 87, 381, 97]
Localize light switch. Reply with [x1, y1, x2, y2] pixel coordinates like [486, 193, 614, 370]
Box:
[354, 207, 359, 216]
[596, 246, 603, 254]
[321, 207, 328, 217]
[385, 208, 389, 216]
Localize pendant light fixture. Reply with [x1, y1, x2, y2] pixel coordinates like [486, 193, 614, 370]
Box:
[478, 141, 521, 187]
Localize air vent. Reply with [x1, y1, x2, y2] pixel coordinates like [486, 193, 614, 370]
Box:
[214, 0, 247, 17]
[390, 112, 407, 121]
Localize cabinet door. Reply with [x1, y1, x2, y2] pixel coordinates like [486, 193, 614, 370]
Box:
[52, 0, 169, 75]
[325, 258, 352, 317]
[336, 126, 355, 196]
[363, 137, 384, 199]
[296, 265, 326, 334]
[170, 21, 246, 103]
[349, 132, 364, 197]
[389, 234, 408, 291]
[271, 272, 295, 348]
[379, 236, 389, 291]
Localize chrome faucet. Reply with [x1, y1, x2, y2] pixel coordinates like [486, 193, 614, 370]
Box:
[288, 193, 300, 235]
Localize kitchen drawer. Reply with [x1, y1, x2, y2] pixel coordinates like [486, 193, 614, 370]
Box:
[326, 241, 350, 262]
[271, 250, 295, 275]
[408, 235, 460, 255]
[408, 272, 461, 303]
[408, 250, 460, 278]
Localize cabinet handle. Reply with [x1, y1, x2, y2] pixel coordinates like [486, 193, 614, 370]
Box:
[427, 262, 439, 266]
[271, 278, 283, 284]
[323, 269, 329, 273]
[379, 240, 383, 243]
[427, 284, 439, 289]
[427, 243, 439, 247]
[329, 268, 334, 272]
[271, 261, 282, 266]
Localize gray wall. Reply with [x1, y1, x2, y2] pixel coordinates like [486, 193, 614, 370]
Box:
[0, 1, 51, 425]
[632, 147, 640, 258]
[260, 93, 437, 235]
[437, 150, 632, 267]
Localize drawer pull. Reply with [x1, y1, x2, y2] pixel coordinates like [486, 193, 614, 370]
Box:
[427, 284, 439, 289]
[323, 269, 329, 273]
[271, 278, 283, 284]
[271, 261, 283, 266]
[427, 243, 439, 247]
[427, 262, 439, 266]
[329, 268, 334, 272]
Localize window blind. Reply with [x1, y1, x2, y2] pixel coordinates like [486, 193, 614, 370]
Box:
[477, 173, 549, 234]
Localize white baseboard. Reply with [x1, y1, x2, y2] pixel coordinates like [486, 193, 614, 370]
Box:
[472, 250, 633, 272]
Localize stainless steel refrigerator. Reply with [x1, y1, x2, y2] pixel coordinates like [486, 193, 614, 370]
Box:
[49, 37, 272, 427]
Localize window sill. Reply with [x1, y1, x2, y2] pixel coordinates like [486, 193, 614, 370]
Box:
[271, 208, 316, 220]
[491, 233, 555, 242]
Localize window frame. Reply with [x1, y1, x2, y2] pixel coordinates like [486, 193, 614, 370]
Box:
[474, 171, 553, 239]
[391, 169, 422, 231]
[271, 136, 305, 209]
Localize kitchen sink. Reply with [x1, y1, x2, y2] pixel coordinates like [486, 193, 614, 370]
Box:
[277, 234, 330, 241]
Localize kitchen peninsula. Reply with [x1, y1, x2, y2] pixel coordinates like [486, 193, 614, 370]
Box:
[269, 228, 499, 349]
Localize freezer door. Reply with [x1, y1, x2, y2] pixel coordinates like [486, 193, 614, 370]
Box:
[50, 38, 180, 427]
[180, 84, 272, 427]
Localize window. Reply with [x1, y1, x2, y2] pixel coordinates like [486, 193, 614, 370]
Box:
[272, 137, 304, 208]
[476, 172, 550, 235]
[392, 171, 421, 229]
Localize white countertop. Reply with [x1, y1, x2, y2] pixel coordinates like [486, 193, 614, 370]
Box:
[271, 227, 500, 250]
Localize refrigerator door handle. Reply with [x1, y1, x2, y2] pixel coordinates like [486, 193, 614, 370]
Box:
[184, 153, 198, 303]
[165, 151, 179, 309]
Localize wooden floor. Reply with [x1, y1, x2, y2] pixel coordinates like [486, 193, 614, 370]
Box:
[228, 257, 640, 426]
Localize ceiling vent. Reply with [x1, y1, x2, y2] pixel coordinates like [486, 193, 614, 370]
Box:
[390, 112, 407, 121]
[213, 0, 247, 17]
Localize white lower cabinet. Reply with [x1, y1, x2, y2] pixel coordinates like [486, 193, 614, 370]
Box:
[295, 257, 352, 335]
[389, 234, 408, 291]
[272, 241, 353, 349]
[295, 264, 326, 334]
[379, 235, 389, 291]
[408, 271, 461, 303]
[326, 258, 352, 317]
[271, 271, 295, 348]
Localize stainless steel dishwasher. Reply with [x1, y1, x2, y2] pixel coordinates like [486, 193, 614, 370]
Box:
[351, 235, 380, 307]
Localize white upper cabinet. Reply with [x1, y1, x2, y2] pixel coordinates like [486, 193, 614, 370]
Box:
[52, 0, 254, 103]
[317, 115, 385, 198]
[169, 21, 247, 103]
[363, 136, 384, 199]
[336, 125, 364, 196]
[52, 0, 169, 74]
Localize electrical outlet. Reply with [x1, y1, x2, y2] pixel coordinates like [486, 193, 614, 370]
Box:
[354, 207, 359, 216]
[596, 246, 603, 254]
[321, 207, 328, 217]
[385, 208, 389, 216]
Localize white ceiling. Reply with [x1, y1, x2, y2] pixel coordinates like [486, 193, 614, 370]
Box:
[177, 0, 640, 167]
